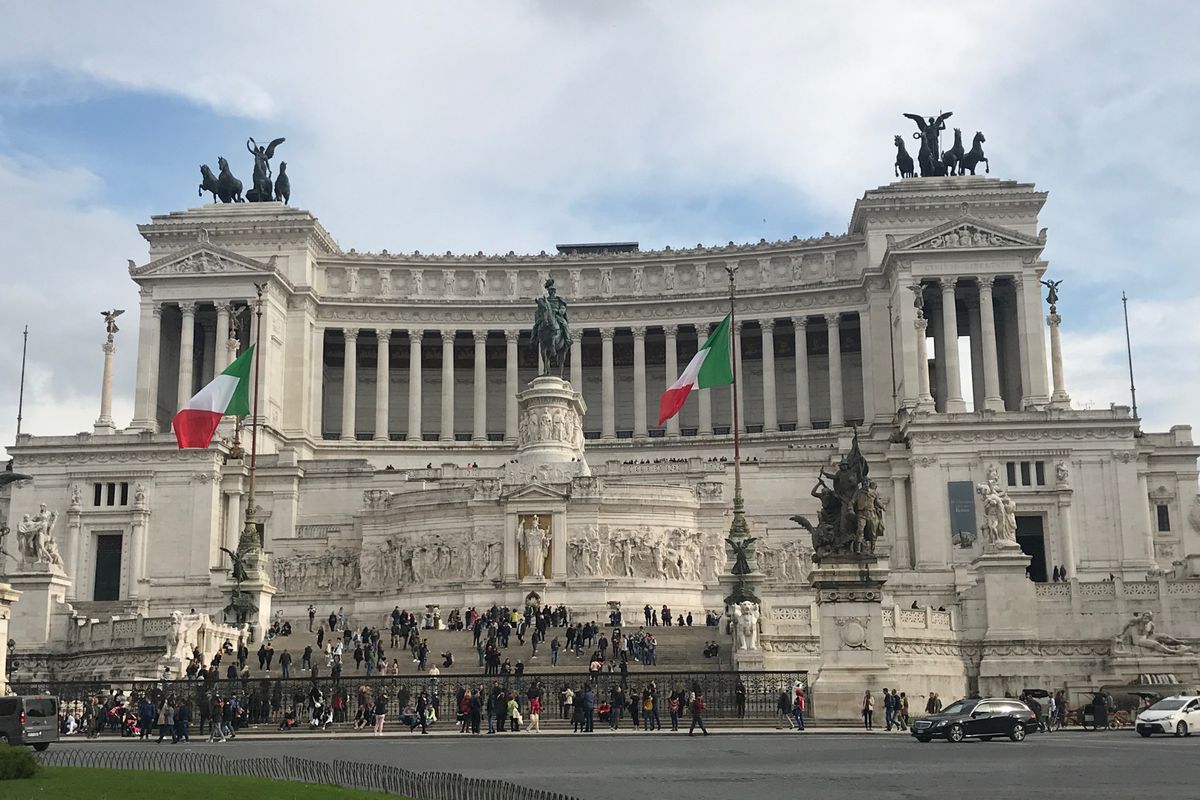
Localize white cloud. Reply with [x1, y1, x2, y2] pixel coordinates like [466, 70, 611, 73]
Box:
[0, 0, 1198, 448]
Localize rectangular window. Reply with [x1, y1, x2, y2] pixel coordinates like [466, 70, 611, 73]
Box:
[1035, 461, 1046, 486]
[1157, 504, 1171, 532]
[120, 482, 129, 506]
[1020, 462, 1031, 486]
[1006, 462, 1017, 486]
[105, 482, 116, 506]
[93, 483, 103, 507]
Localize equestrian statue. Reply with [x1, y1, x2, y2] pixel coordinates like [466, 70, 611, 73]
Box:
[531, 277, 572, 377]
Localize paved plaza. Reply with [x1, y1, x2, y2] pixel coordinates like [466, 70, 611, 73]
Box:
[56, 731, 1200, 800]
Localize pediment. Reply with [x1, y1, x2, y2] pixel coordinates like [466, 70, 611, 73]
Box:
[129, 244, 274, 278]
[501, 481, 569, 502]
[889, 215, 1045, 253]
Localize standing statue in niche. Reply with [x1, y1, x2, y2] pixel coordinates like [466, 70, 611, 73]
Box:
[531, 278, 571, 377]
[732, 601, 760, 651]
[521, 515, 552, 578]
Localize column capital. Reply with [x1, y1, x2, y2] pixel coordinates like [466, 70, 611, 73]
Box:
[179, 301, 197, 316]
[914, 317, 929, 333]
[599, 328, 616, 342]
[472, 329, 489, 343]
[441, 329, 456, 344]
[978, 276, 996, 292]
[152, 304, 164, 319]
[631, 326, 646, 339]
[1047, 313, 1062, 328]
[825, 312, 841, 327]
[569, 330, 583, 344]
[662, 324, 678, 337]
[344, 328, 359, 342]
[792, 316, 808, 329]
[938, 277, 960, 293]
[734, 320, 744, 334]
[408, 329, 423, 344]
[374, 328, 392, 341]
[761, 319, 776, 332]
[504, 329, 520, 344]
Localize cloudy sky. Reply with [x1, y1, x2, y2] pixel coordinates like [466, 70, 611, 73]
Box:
[1, 1, 1198, 456]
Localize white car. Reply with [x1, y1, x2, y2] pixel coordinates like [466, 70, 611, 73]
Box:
[1135, 695, 1200, 737]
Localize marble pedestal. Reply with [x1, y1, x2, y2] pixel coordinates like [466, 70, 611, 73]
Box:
[809, 557, 890, 721]
[6, 565, 72, 647]
[511, 376, 589, 481]
[734, 649, 765, 671]
[223, 568, 276, 644]
[972, 548, 1035, 640]
[0, 581, 21, 687]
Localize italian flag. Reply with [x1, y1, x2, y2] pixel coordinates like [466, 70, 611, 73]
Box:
[658, 313, 734, 425]
[173, 345, 254, 448]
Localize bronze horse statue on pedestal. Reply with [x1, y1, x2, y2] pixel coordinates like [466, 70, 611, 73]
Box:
[216, 157, 244, 203]
[961, 131, 989, 175]
[894, 135, 915, 178]
[941, 128, 965, 176]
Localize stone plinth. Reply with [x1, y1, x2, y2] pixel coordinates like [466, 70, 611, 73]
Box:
[224, 565, 276, 644]
[6, 566, 72, 647]
[513, 376, 589, 480]
[809, 557, 890, 721]
[0, 581, 20, 687]
[734, 648, 765, 672]
[972, 549, 1035, 640]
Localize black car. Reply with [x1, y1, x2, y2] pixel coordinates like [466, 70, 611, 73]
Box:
[911, 698, 1039, 743]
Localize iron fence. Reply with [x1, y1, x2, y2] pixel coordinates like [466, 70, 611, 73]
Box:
[15, 669, 809, 729]
[38, 748, 578, 800]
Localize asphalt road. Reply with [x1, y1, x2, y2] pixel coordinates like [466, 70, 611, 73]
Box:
[58, 731, 1200, 800]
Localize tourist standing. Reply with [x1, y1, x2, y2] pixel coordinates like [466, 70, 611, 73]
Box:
[776, 690, 794, 729]
[792, 688, 806, 730]
[688, 691, 709, 736]
[861, 690, 874, 730]
[925, 692, 942, 715]
[735, 680, 747, 719]
[527, 694, 542, 732]
[373, 693, 388, 735]
[882, 687, 894, 730]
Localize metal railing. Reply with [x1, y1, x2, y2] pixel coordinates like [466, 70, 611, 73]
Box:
[16, 669, 809, 728]
[38, 748, 579, 800]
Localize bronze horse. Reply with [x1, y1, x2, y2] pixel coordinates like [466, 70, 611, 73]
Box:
[961, 131, 989, 175]
[199, 164, 220, 202]
[894, 135, 915, 178]
[216, 157, 244, 203]
[941, 128, 965, 176]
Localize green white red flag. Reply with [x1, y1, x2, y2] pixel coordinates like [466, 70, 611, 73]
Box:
[173, 345, 254, 448]
[658, 313, 734, 425]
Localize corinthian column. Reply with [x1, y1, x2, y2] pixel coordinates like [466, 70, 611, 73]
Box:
[760, 320, 777, 432]
[473, 330, 488, 442]
[374, 329, 391, 442]
[732, 322, 745, 433]
[663, 325, 680, 436]
[504, 330, 518, 442]
[176, 301, 196, 405]
[826, 313, 844, 427]
[915, 317, 934, 412]
[131, 301, 162, 431]
[569, 331, 583, 392]
[440, 330, 456, 442]
[1047, 312, 1072, 409]
[407, 330, 423, 441]
[793, 317, 810, 429]
[632, 326, 648, 438]
[94, 335, 117, 434]
[601, 329, 616, 440]
[341, 329, 358, 441]
[215, 302, 232, 372]
[939, 278, 966, 412]
[978, 278, 1004, 411]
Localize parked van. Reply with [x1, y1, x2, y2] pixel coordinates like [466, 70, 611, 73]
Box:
[0, 695, 60, 750]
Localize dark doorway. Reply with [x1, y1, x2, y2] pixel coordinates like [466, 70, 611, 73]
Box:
[1015, 515, 1047, 582]
[93, 534, 123, 601]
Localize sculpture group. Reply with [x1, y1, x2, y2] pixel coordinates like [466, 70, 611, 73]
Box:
[894, 111, 989, 178]
[11, 503, 63, 570]
[199, 137, 290, 204]
[791, 430, 885, 562]
[977, 464, 1019, 551]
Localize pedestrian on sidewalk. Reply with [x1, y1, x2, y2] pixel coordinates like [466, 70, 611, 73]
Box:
[736, 680, 747, 719]
[373, 693, 388, 735]
[688, 691, 709, 736]
[793, 686, 806, 730]
[861, 690, 874, 730]
[776, 690, 795, 729]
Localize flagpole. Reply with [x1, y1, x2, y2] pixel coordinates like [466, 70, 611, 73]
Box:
[239, 283, 266, 556]
[16, 325, 28, 438]
[723, 264, 751, 567]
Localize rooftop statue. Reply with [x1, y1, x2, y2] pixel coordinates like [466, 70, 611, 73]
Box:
[531, 277, 571, 377]
[790, 428, 881, 562]
[903, 111, 952, 177]
[246, 137, 285, 202]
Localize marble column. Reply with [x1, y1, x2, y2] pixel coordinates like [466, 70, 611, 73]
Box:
[473, 330, 488, 442]
[967, 298, 984, 411]
[890, 474, 912, 569]
[374, 329, 391, 442]
[698, 326, 713, 435]
[1017, 274, 1051, 408]
[1058, 489, 1077, 579]
[858, 309, 875, 423]
[407, 331, 423, 441]
[341, 329, 358, 441]
[632, 326, 648, 438]
[1047, 312, 1071, 409]
[761, 320, 778, 432]
[223, 490, 242, 563]
[129, 507, 149, 601]
[914, 317, 935, 412]
[131, 302, 162, 431]
[732, 322, 745, 433]
[569, 331, 583, 392]
[826, 313, 844, 427]
[440, 330, 456, 442]
[504, 330, 518, 442]
[793, 317, 810, 429]
[199, 319, 216, 384]
[215, 303, 232, 372]
[94, 336, 116, 433]
[601, 329, 616, 440]
[663, 325, 680, 436]
[939, 278, 966, 412]
[977, 278, 1005, 412]
[65, 500, 82, 600]
[176, 301, 197, 405]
